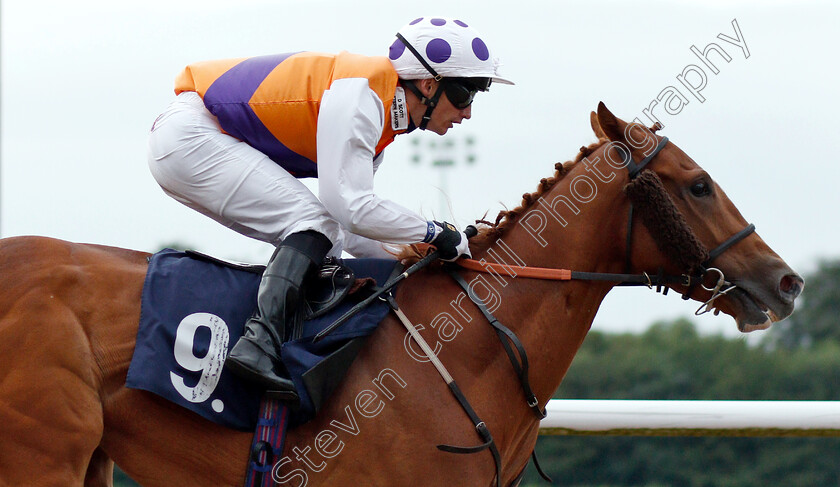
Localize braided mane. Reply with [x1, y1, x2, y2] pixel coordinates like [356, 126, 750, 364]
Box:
[468, 121, 664, 253]
[395, 120, 662, 262]
[394, 138, 607, 262]
[467, 138, 607, 253]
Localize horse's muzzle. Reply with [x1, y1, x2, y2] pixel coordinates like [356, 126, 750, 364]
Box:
[726, 261, 804, 332]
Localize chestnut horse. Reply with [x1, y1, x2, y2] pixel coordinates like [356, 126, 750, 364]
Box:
[0, 104, 803, 486]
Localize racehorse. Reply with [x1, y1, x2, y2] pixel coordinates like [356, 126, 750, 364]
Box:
[0, 103, 803, 486]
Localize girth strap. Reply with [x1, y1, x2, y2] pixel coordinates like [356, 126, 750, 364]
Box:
[445, 265, 547, 420]
[383, 294, 503, 487]
[436, 381, 497, 457]
[445, 266, 553, 485]
[243, 396, 289, 487]
[530, 450, 553, 483]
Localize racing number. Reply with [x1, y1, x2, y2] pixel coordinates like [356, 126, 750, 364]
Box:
[169, 312, 229, 403]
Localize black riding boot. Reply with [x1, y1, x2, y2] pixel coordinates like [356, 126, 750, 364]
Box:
[225, 230, 332, 401]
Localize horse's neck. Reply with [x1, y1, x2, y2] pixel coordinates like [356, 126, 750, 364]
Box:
[469, 159, 631, 401]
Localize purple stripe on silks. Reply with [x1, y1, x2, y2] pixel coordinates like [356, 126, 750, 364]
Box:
[203, 53, 319, 178]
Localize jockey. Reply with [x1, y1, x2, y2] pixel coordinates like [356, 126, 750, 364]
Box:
[147, 17, 512, 400]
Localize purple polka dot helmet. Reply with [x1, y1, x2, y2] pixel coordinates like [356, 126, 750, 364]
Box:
[389, 17, 513, 86]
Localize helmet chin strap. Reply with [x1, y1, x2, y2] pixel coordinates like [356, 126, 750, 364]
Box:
[395, 32, 446, 131]
[403, 80, 445, 131]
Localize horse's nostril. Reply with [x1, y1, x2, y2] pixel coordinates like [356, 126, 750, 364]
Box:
[779, 274, 804, 301]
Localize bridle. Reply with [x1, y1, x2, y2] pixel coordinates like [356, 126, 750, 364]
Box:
[618, 136, 756, 313]
[316, 134, 758, 487]
[457, 135, 756, 314]
[440, 135, 757, 483]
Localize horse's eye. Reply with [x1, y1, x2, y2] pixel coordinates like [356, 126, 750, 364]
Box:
[690, 180, 712, 197]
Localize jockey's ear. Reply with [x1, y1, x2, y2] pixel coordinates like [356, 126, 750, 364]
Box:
[596, 101, 628, 144]
[416, 78, 437, 98]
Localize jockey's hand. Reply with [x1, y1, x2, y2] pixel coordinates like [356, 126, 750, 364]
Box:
[430, 221, 472, 261]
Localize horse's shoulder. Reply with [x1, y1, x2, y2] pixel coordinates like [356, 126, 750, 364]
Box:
[0, 236, 148, 378]
[0, 236, 149, 308]
[0, 235, 149, 266]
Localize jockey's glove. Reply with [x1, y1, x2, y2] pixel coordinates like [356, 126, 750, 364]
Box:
[428, 221, 472, 261]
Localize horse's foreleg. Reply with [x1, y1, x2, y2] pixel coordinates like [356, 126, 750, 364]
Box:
[84, 447, 114, 487]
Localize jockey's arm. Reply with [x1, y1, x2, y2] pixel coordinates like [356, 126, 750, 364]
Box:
[316, 77, 430, 245]
[340, 229, 400, 259]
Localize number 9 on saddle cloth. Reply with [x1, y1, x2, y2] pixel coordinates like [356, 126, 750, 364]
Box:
[126, 249, 400, 430]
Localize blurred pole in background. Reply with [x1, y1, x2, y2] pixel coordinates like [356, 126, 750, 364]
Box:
[410, 135, 476, 222]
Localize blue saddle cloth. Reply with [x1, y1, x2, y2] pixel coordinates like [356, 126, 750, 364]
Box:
[126, 249, 398, 430]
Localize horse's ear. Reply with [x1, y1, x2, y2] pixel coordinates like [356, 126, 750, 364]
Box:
[590, 111, 607, 140]
[596, 101, 627, 143]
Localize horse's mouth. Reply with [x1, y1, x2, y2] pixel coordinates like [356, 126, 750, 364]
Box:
[722, 287, 779, 333]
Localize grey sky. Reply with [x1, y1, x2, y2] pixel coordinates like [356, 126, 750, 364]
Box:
[2, 0, 837, 336]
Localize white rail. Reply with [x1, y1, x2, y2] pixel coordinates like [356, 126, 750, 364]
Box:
[539, 400, 840, 437]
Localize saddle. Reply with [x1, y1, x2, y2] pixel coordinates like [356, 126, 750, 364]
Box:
[186, 250, 375, 321]
[128, 249, 399, 430]
[302, 257, 377, 320]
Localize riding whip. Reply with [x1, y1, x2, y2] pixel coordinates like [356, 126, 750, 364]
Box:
[312, 225, 477, 342]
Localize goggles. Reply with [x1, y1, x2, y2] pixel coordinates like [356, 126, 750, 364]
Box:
[442, 78, 491, 109]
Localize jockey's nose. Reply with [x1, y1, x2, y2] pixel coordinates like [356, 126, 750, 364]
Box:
[461, 105, 472, 119]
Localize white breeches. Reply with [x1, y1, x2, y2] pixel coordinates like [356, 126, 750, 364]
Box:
[147, 92, 344, 251]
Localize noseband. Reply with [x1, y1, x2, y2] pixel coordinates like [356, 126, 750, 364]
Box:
[441, 135, 756, 486]
[458, 135, 756, 312]
[618, 137, 755, 312]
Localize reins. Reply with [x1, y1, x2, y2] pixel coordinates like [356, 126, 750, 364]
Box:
[433, 135, 755, 485]
[316, 133, 756, 486]
[456, 257, 698, 287]
[457, 136, 756, 312]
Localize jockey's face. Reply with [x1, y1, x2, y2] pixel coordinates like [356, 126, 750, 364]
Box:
[412, 79, 472, 135]
[428, 82, 472, 135]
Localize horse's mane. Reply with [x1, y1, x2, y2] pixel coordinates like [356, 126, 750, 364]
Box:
[467, 139, 608, 252]
[395, 138, 608, 262]
[395, 121, 662, 263]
